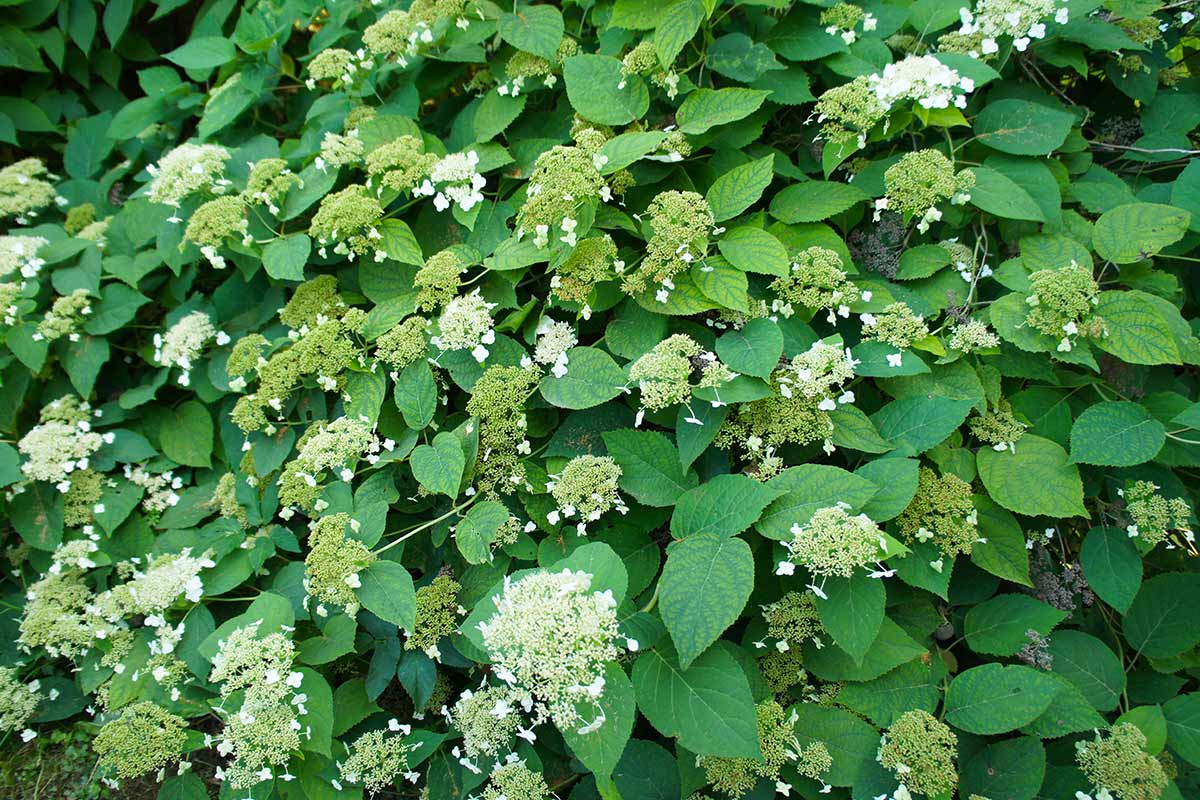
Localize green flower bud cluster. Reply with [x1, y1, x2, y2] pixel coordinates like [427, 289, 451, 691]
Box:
[718, 340, 857, 455]
[0, 158, 62, 223]
[146, 143, 232, 208]
[479, 568, 620, 732]
[629, 334, 702, 412]
[376, 316, 429, 370]
[363, 10, 419, 56]
[450, 683, 525, 759]
[18, 569, 99, 658]
[307, 48, 359, 85]
[245, 158, 300, 213]
[465, 364, 541, 493]
[517, 145, 606, 244]
[93, 701, 187, 780]
[0, 666, 39, 734]
[1025, 261, 1105, 352]
[701, 700, 829, 797]
[621, 41, 657, 76]
[18, 396, 108, 487]
[877, 150, 974, 232]
[1076, 723, 1168, 800]
[309, 185, 385, 261]
[877, 710, 959, 797]
[482, 759, 552, 800]
[969, 400, 1027, 451]
[551, 234, 618, 305]
[346, 105, 378, 129]
[861, 302, 929, 349]
[0, 281, 22, 326]
[318, 130, 365, 172]
[280, 417, 379, 509]
[63, 469, 103, 527]
[782, 504, 885, 579]
[758, 647, 808, 692]
[280, 275, 348, 329]
[227, 333, 269, 379]
[1123, 481, 1192, 548]
[209, 622, 305, 788]
[185, 195, 248, 259]
[762, 590, 824, 647]
[304, 513, 375, 614]
[365, 135, 438, 194]
[0, 234, 48, 280]
[94, 547, 215, 621]
[502, 36, 577, 94]
[36, 289, 92, 343]
[623, 190, 714, 295]
[416, 249, 466, 311]
[821, 3, 865, 31]
[214, 472, 249, 528]
[897, 467, 979, 558]
[813, 77, 887, 148]
[432, 289, 496, 360]
[770, 246, 861, 321]
[948, 318, 1000, 352]
[660, 130, 692, 160]
[340, 729, 410, 794]
[548, 455, 627, 532]
[406, 575, 461, 656]
[64, 203, 96, 235]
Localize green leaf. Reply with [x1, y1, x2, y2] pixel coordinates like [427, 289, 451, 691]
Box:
[631, 644, 761, 759]
[498, 5, 564, 60]
[895, 244, 952, 280]
[409, 432, 466, 498]
[163, 36, 236, 70]
[357, 560, 416, 631]
[769, 180, 868, 223]
[969, 165, 1046, 222]
[788, 704, 880, 787]
[83, 284, 149, 335]
[1046, 630, 1126, 712]
[837, 660, 941, 727]
[553, 542, 629, 605]
[974, 98, 1074, 155]
[716, 226, 789, 276]
[944, 664, 1060, 734]
[1124, 572, 1200, 659]
[676, 88, 769, 135]
[655, 0, 705, 67]
[393, 359, 438, 430]
[562, 663, 635, 777]
[802, 617, 926, 683]
[455, 500, 509, 565]
[378, 219, 425, 266]
[563, 54, 650, 125]
[716, 318, 784, 378]
[976, 435, 1085, 518]
[11, 482, 63, 551]
[1070, 400, 1165, 466]
[597, 131, 666, 174]
[65, 335, 110, 398]
[1093, 289, 1183, 366]
[540, 347, 625, 409]
[1093, 203, 1191, 264]
[64, 113, 114, 179]
[960, 736, 1046, 800]
[971, 496, 1032, 586]
[1021, 674, 1108, 739]
[298, 615, 357, 665]
[872, 396, 974, 456]
[670, 474, 783, 538]
[1080, 527, 1142, 614]
[603, 429, 698, 507]
[707, 32, 783, 83]
[756, 464, 878, 540]
[856, 457, 920, 522]
[1163, 693, 1200, 768]
[815, 572, 885, 665]
[705, 156, 775, 222]
[160, 401, 213, 468]
[692, 260, 749, 311]
[964, 594, 1067, 656]
[263, 234, 310, 281]
[659, 533, 754, 667]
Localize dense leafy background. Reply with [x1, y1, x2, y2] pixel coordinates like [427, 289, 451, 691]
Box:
[0, 1, 1199, 799]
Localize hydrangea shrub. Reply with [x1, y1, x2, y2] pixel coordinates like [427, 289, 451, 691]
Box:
[0, 1, 1199, 799]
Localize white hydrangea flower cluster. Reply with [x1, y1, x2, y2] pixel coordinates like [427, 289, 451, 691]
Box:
[17, 398, 111, 490]
[478, 569, 623, 734]
[0, 667, 40, 743]
[531, 318, 576, 378]
[0, 235, 47, 280]
[869, 55, 975, 111]
[123, 464, 185, 513]
[432, 289, 497, 362]
[209, 623, 308, 788]
[154, 311, 230, 386]
[954, 0, 1068, 56]
[415, 151, 486, 212]
[145, 143, 232, 212]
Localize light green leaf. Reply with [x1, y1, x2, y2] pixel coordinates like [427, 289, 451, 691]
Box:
[498, 5, 564, 60]
[1069, 400, 1165, 466]
[676, 88, 769, 135]
[655, 0, 705, 67]
[659, 533, 754, 667]
[969, 166, 1046, 222]
[815, 572, 885, 665]
[357, 560, 417, 631]
[163, 36, 236, 70]
[670, 474, 783, 539]
[540, 347, 625, 409]
[705, 156, 775, 222]
[769, 180, 868, 223]
[563, 55, 650, 125]
[160, 401, 213, 468]
[976, 435, 1085, 518]
[409, 432, 466, 498]
[1080, 526, 1142, 614]
[944, 664, 1060, 734]
[716, 317, 784, 378]
[1093, 203, 1191, 264]
[872, 396, 974, 456]
[561, 663, 635, 777]
[603, 429, 698, 507]
[393, 359, 438, 430]
[455, 500, 509, 565]
[974, 98, 1074, 155]
[717, 226, 789, 276]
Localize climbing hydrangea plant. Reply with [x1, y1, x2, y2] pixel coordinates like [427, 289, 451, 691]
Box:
[0, 1, 1199, 799]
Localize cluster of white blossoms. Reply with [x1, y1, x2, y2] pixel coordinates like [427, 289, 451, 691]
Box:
[0, 234, 47, 280]
[208, 622, 308, 788]
[95, 548, 215, 622]
[478, 569, 627, 734]
[0, 667, 40, 744]
[154, 311, 229, 386]
[869, 55, 975, 111]
[432, 289, 497, 362]
[123, 464, 185, 513]
[415, 151, 486, 212]
[531, 318, 576, 378]
[17, 397, 111, 490]
[145, 143, 232, 212]
[546, 455, 628, 534]
[953, 0, 1068, 56]
[778, 504, 891, 596]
